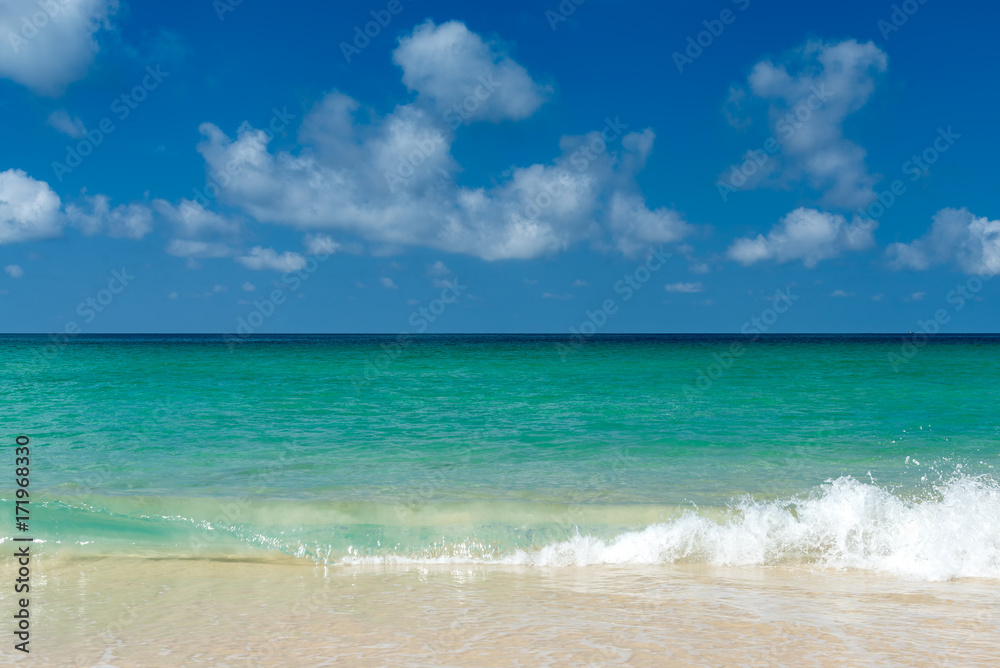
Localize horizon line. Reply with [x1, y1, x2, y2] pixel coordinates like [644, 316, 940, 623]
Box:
[4, 332, 1000, 337]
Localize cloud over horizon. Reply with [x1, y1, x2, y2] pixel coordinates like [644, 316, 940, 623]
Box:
[728, 207, 875, 268]
[192, 20, 692, 262]
[723, 38, 887, 210]
[888, 208, 1000, 275]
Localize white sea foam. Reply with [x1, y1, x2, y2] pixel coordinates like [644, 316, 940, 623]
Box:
[340, 475, 1000, 581]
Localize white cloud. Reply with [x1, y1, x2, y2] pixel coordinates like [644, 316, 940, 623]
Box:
[153, 199, 241, 263]
[831, 290, 854, 297]
[212, 284, 227, 292]
[47, 109, 86, 137]
[168, 291, 178, 299]
[871, 293, 885, 301]
[887, 208, 1000, 275]
[907, 291, 926, 302]
[664, 282, 703, 293]
[608, 191, 690, 257]
[0, 0, 120, 95]
[303, 234, 341, 256]
[197, 112, 681, 260]
[727, 207, 875, 268]
[242, 281, 255, 291]
[153, 199, 239, 239]
[0, 170, 154, 245]
[191, 22, 687, 262]
[392, 19, 550, 124]
[165, 239, 233, 259]
[66, 194, 152, 239]
[5, 264, 24, 278]
[428, 260, 450, 276]
[379, 277, 398, 289]
[0, 169, 63, 244]
[542, 292, 571, 300]
[236, 246, 306, 272]
[572, 279, 589, 287]
[724, 39, 887, 208]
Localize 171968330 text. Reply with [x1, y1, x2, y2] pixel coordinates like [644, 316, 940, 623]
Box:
[13, 435, 32, 654]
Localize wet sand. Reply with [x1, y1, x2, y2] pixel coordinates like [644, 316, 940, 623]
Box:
[1, 555, 998, 666]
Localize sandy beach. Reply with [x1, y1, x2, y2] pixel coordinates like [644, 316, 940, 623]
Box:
[3, 554, 997, 666]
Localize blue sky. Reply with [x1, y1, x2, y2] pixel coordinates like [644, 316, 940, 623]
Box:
[1, 0, 998, 334]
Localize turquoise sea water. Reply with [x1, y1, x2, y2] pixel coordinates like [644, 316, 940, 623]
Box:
[3, 334, 999, 579]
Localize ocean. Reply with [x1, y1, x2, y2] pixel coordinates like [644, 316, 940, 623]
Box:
[2, 333, 999, 664]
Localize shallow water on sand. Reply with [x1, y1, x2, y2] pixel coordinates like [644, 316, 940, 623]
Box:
[2, 556, 997, 667]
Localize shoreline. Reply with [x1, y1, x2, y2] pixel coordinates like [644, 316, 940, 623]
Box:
[2, 556, 997, 666]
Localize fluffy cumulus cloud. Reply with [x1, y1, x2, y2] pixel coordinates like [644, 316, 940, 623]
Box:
[0, 169, 63, 244]
[154, 199, 239, 239]
[0, 168, 156, 244]
[723, 39, 887, 209]
[392, 20, 550, 124]
[0, 0, 119, 95]
[151, 199, 241, 259]
[66, 194, 152, 239]
[609, 190, 690, 256]
[728, 207, 875, 268]
[887, 208, 1000, 275]
[236, 246, 306, 272]
[191, 21, 689, 262]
